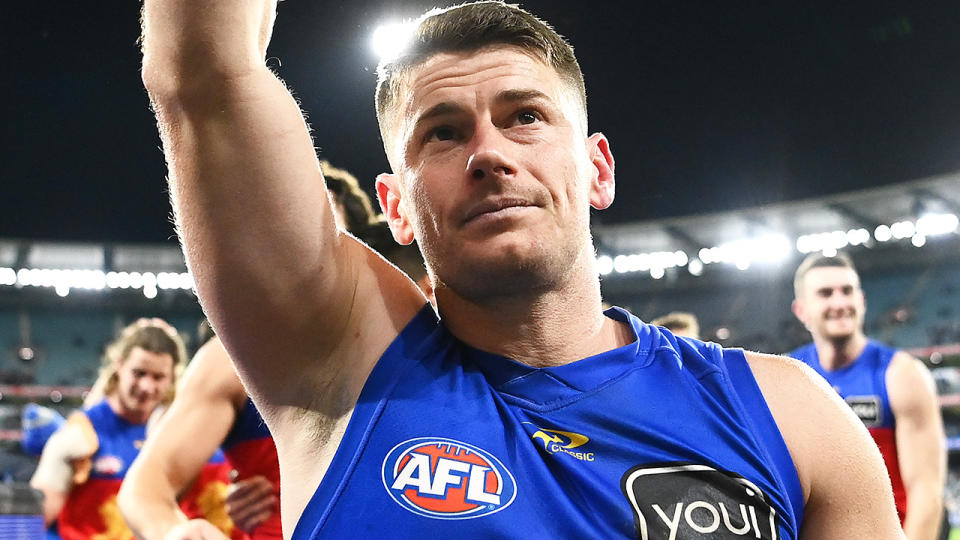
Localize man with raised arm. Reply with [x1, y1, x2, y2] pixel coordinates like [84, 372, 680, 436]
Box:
[140, 2, 904, 538]
[789, 252, 946, 539]
[117, 166, 386, 540]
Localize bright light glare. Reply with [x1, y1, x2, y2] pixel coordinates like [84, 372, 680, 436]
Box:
[916, 213, 958, 236]
[597, 255, 613, 276]
[874, 225, 892, 242]
[372, 21, 416, 63]
[688, 258, 704, 276]
[0, 267, 15, 286]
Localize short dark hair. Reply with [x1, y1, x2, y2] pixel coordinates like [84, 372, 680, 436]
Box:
[375, 1, 586, 159]
[320, 160, 376, 233]
[793, 252, 858, 298]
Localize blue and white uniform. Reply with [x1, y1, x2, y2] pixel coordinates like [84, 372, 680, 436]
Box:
[293, 306, 803, 539]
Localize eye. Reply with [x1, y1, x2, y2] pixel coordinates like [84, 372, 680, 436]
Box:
[426, 126, 456, 142]
[517, 111, 539, 125]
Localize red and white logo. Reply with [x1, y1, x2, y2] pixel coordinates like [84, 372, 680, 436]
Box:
[92, 455, 123, 476]
[382, 437, 517, 519]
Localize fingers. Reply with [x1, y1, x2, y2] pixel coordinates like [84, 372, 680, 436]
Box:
[225, 475, 277, 533]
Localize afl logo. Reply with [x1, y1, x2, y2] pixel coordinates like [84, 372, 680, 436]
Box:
[381, 437, 517, 520]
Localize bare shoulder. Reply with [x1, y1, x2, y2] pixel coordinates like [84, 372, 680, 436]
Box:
[886, 351, 938, 412]
[740, 351, 841, 498]
[741, 351, 903, 537]
[63, 411, 99, 457]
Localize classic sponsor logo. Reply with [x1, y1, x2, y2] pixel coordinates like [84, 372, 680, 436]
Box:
[93, 455, 123, 476]
[621, 462, 779, 540]
[844, 395, 881, 427]
[525, 423, 595, 461]
[382, 437, 516, 520]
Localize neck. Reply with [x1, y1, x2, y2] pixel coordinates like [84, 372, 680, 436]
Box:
[106, 395, 150, 425]
[812, 332, 868, 370]
[434, 262, 630, 367]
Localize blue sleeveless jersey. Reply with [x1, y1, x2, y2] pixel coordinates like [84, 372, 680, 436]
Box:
[59, 400, 147, 539]
[223, 398, 272, 450]
[293, 306, 803, 539]
[788, 340, 905, 520]
[84, 399, 146, 480]
[787, 340, 896, 430]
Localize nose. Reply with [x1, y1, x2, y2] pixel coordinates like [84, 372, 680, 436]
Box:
[827, 291, 850, 310]
[137, 377, 157, 395]
[465, 122, 518, 181]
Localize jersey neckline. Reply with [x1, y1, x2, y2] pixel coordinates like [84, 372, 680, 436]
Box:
[449, 306, 658, 407]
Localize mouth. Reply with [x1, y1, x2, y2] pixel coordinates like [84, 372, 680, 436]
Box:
[463, 198, 536, 224]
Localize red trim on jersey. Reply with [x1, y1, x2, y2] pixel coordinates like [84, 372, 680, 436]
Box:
[224, 436, 283, 539]
[59, 477, 129, 540]
[870, 426, 906, 524]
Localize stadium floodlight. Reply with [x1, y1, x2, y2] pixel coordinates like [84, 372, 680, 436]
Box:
[596, 255, 613, 276]
[916, 213, 959, 237]
[846, 228, 870, 246]
[687, 258, 704, 276]
[372, 21, 417, 63]
[650, 267, 665, 279]
[911, 234, 927, 248]
[890, 220, 916, 240]
[0, 267, 16, 286]
[752, 234, 792, 263]
[698, 248, 712, 264]
[1, 265, 195, 299]
[613, 255, 629, 274]
[673, 250, 688, 267]
[874, 224, 892, 242]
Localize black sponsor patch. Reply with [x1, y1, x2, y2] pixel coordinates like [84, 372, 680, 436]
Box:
[844, 396, 881, 427]
[621, 462, 779, 540]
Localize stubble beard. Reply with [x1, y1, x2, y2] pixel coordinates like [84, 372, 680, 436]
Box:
[429, 229, 588, 306]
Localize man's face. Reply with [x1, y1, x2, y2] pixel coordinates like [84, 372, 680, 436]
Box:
[794, 266, 866, 341]
[378, 47, 614, 301]
[114, 346, 174, 420]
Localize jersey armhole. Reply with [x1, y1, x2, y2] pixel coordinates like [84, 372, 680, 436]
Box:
[291, 303, 438, 540]
[720, 349, 806, 533]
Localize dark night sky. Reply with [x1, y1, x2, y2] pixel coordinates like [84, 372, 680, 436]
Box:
[2, 1, 959, 244]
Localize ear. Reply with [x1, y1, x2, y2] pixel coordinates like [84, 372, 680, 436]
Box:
[375, 173, 415, 245]
[586, 133, 615, 210]
[791, 299, 805, 324]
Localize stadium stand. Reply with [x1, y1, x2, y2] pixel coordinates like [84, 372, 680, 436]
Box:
[0, 171, 957, 529]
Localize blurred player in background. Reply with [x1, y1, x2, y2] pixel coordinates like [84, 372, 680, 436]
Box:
[120, 333, 281, 540]
[651, 311, 700, 339]
[790, 252, 946, 539]
[30, 318, 187, 540]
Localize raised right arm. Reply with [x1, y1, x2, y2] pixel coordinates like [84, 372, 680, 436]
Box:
[140, 3, 424, 413]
